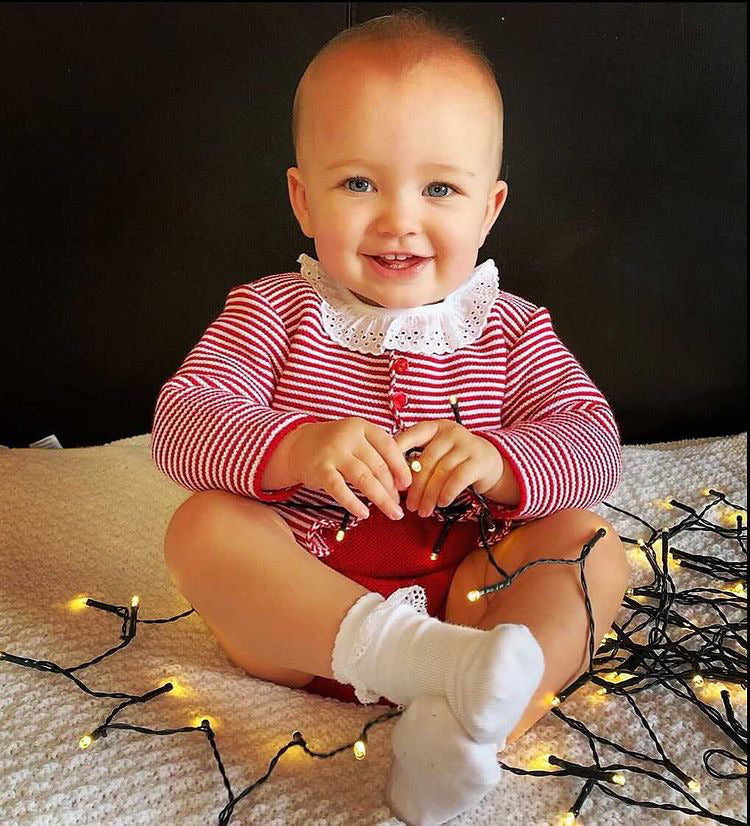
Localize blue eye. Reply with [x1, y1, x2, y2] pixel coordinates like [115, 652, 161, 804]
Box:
[426, 182, 455, 197]
[342, 177, 457, 197]
[344, 177, 373, 193]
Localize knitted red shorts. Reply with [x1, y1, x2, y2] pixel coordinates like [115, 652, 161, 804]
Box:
[300, 502, 491, 706]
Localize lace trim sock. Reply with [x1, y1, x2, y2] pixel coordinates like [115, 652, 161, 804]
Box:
[331, 586, 546, 746]
[330, 587, 424, 704]
[385, 694, 503, 826]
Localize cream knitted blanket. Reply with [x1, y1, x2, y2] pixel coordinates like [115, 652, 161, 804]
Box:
[0, 432, 746, 825]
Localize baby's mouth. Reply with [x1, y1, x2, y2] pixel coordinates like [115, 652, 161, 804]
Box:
[369, 255, 421, 269]
[364, 254, 434, 272]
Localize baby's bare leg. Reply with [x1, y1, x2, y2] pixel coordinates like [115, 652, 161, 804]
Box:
[445, 507, 629, 744]
[163, 490, 369, 686]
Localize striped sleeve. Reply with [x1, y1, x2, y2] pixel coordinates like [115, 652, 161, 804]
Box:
[150, 284, 321, 501]
[474, 304, 622, 520]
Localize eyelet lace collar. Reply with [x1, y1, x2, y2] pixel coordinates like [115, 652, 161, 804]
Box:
[296, 253, 499, 355]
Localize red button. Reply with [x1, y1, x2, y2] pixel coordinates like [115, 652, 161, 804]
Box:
[394, 357, 409, 374]
[392, 391, 408, 410]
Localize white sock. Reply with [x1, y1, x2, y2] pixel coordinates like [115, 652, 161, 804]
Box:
[331, 586, 545, 746]
[385, 693, 502, 826]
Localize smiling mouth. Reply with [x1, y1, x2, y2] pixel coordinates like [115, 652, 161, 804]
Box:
[367, 255, 425, 269]
[363, 254, 433, 278]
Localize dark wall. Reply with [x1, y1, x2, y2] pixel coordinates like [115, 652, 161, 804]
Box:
[1, 3, 746, 448]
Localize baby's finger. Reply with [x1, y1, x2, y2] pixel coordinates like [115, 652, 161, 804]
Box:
[323, 469, 370, 520]
[343, 457, 404, 520]
[405, 439, 454, 513]
[357, 441, 400, 506]
[419, 454, 470, 517]
[367, 425, 412, 489]
[436, 458, 476, 509]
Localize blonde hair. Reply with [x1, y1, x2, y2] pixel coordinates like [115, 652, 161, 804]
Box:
[292, 7, 504, 181]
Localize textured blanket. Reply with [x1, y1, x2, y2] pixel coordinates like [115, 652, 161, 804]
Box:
[0, 431, 746, 825]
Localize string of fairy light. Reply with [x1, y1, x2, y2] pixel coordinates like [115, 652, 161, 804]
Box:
[1, 396, 746, 825]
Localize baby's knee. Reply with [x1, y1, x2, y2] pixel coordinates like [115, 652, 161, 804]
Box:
[600, 519, 628, 581]
[552, 508, 628, 596]
[165, 491, 218, 566]
[164, 490, 290, 575]
[585, 514, 629, 596]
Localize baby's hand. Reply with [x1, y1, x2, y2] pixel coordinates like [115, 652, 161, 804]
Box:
[287, 418, 412, 520]
[393, 421, 504, 517]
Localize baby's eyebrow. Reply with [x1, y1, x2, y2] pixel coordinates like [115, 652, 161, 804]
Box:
[326, 159, 475, 178]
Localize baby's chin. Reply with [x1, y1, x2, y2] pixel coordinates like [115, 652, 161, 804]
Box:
[348, 288, 384, 307]
[350, 288, 444, 309]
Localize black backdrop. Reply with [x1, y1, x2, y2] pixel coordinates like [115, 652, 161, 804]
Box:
[1, 3, 746, 448]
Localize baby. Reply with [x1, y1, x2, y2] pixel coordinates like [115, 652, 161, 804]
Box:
[152, 9, 629, 826]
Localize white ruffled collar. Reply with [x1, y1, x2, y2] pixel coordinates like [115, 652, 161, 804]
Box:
[296, 253, 499, 355]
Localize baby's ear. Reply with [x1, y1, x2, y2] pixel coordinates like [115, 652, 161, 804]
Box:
[480, 180, 509, 244]
[286, 167, 314, 238]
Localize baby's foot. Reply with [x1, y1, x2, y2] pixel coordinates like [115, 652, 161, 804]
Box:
[447, 623, 545, 746]
[385, 694, 502, 826]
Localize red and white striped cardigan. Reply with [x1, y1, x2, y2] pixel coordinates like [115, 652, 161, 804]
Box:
[150, 255, 622, 558]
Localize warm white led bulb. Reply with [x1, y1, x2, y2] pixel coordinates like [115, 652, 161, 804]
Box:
[692, 674, 705, 687]
[612, 773, 626, 786]
[606, 671, 620, 682]
[723, 509, 746, 527]
[191, 715, 219, 730]
[688, 779, 701, 793]
[448, 395, 457, 405]
[353, 740, 367, 760]
[130, 595, 140, 608]
[410, 460, 422, 472]
[467, 590, 481, 602]
[563, 812, 576, 826]
[79, 733, 93, 749]
[336, 529, 345, 542]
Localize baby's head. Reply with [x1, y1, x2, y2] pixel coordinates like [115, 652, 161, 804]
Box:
[287, 9, 508, 310]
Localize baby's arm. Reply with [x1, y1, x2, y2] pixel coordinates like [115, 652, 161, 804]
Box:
[151, 284, 407, 515]
[474, 301, 623, 522]
[150, 284, 320, 502]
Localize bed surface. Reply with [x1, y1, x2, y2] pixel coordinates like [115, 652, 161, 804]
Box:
[0, 431, 746, 825]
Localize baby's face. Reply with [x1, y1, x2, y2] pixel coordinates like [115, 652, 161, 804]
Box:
[288, 53, 507, 309]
